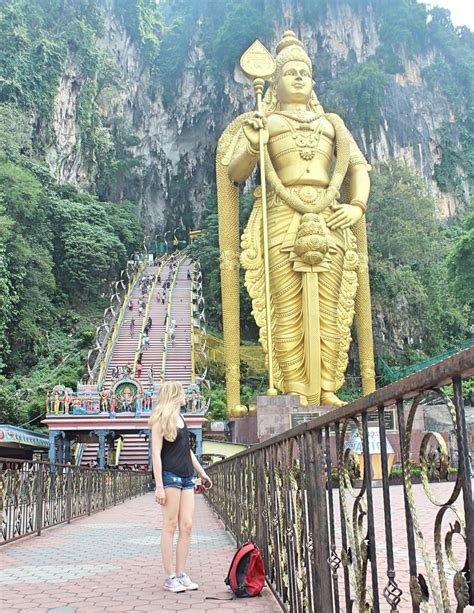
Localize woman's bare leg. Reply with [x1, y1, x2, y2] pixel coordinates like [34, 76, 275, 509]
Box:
[161, 488, 181, 576]
[176, 488, 195, 575]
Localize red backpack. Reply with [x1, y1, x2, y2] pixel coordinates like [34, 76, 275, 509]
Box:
[225, 542, 266, 598]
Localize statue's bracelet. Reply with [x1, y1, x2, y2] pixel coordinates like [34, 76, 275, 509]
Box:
[350, 199, 367, 213]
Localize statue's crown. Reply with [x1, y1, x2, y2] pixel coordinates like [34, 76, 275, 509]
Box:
[276, 30, 305, 54]
[274, 30, 312, 79]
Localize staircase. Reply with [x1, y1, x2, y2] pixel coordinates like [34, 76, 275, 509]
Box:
[117, 434, 149, 467]
[138, 260, 174, 389]
[102, 264, 162, 391]
[79, 255, 195, 468]
[80, 443, 99, 466]
[163, 260, 194, 385]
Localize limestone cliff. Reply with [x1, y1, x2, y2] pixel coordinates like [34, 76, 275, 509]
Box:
[40, 0, 472, 229]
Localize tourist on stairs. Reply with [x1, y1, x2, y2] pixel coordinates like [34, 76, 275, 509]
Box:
[150, 382, 212, 593]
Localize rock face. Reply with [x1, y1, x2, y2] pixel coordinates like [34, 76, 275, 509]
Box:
[46, 60, 87, 186]
[43, 0, 470, 226]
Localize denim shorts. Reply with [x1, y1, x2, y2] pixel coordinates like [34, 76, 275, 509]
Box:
[162, 470, 195, 490]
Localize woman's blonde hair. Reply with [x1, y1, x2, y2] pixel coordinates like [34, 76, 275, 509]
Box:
[148, 381, 184, 441]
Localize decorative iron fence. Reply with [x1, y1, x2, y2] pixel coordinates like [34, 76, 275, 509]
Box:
[205, 348, 474, 612]
[0, 459, 152, 544]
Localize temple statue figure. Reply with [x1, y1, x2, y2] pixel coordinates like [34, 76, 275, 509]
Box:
[217, 31, 375, 412]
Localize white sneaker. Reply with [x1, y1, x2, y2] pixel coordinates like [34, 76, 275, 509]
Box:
[177, 572, 199, 590]
[164, 574, 186, 593]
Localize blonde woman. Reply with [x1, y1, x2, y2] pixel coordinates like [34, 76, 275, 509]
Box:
[149, 381, 212, 593]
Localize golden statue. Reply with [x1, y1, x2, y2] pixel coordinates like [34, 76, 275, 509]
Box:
[217, 31, 375, 413]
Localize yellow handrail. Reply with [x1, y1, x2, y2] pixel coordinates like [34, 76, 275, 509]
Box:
[190, 268, 195, 383]
[114, 436, 124, 465]
[96, 259, 147, 386]
[132, 258, 167, 372]
[160, 254, 186, 383]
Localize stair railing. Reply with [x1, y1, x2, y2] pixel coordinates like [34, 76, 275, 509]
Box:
[190, 263, 196, 383]
[132, 256, 168, 374]
[114, 436, 124, 465]
[88, 257, 145, 383]
[96, 258, 147, 387]
[160, 254, 187, 383]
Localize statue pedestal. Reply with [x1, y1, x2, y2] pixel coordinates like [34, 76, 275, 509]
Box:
[231, 395, 337, 444]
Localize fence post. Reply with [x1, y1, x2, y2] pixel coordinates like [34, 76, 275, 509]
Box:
[35, 463, 44, 536]
[87, 471, 92, 516]
[308, 428, 333, 612]
[113, 471, 117, 506]
[256, 452, 268, 565]
[453, 377, 474, 605]
[66, 468, 72, 524]
[102, 472, 106, 510]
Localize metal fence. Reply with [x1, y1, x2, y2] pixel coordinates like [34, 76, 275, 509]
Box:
[0, 459, 153, 544]
[205, 348, 474, 612]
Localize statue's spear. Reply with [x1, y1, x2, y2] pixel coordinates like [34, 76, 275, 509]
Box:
[240, 41, 277, 396]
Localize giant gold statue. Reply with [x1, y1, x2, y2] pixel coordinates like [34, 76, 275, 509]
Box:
[217, 31, 376, 414]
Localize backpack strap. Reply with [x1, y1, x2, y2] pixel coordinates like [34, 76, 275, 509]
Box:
[225, 542, 255, 585]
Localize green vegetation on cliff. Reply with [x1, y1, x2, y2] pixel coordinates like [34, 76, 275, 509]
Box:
[368, 161, 470, 358]
[0, 103, 143, 426]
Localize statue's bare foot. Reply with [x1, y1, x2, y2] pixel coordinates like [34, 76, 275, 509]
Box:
[321, 391, 347, 407]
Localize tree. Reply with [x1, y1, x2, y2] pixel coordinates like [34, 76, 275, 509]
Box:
[447, 212, 474, 314]
[368, 161, 469, 357]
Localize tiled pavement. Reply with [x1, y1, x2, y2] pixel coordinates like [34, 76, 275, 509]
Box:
[0, 494, 281, 613]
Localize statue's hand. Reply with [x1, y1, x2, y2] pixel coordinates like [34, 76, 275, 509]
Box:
[242, 112, 268, 152]
[326, 203, 363, 230]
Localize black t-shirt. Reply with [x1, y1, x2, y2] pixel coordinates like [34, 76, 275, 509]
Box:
[161, 422, 194, 477]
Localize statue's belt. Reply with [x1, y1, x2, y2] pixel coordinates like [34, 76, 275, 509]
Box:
[267, 184, 333, 212]
[260, 186, 349, 258]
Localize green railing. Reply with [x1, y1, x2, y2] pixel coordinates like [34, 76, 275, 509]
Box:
[378, 338, 474, 383]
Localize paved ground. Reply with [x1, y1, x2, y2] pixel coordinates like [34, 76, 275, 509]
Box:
[0, 494, 281, 613]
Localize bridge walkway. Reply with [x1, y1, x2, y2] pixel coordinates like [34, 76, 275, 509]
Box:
[0, 494, 281, 613]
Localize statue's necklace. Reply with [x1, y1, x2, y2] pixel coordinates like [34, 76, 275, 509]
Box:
[277, 113, 323, 162]
[276, 110, 319, 124]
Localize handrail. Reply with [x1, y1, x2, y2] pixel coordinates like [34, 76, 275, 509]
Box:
[160, 255, 186, 383]
[379, 337, 474, 383]
[0, 458, 152, 544]
[74, 442, 84, 466]
[204, 347, 474, 611]
[132, 257, 167, 372]
[96, 260, 146, 387]
[190, 266, 196, 383]
[114, 436, 124, 465]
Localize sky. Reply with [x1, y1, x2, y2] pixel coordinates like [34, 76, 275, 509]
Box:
[420, 0, 474, 30]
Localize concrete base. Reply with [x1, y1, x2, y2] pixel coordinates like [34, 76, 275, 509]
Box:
[231, 395, 338, 444]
